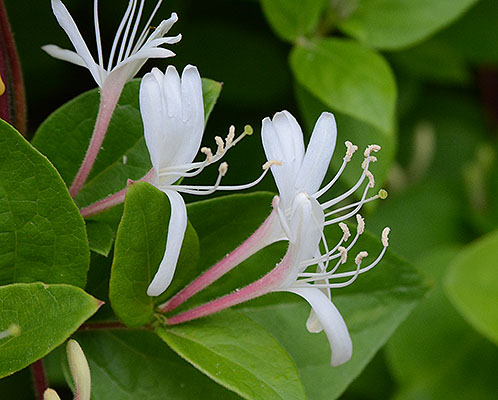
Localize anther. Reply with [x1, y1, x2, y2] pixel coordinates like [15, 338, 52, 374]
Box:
[365, 170, 375, 188]
[219, 162, 228, 176]
[215, 136, 224, 155]
[338, 246, 348, 263]
[364, 144, 381, 157]
[362, 155, 377, 169]
[382, 227, 390, 247]
[355, 251, 368, 265]
[356, 214, 365, 234]
[345, 141, 358, 162]
[338, 222, 351, 241]
[201, 147, 213, 162]
[263, 160, 282, 170]
[226, 125, 236, 147]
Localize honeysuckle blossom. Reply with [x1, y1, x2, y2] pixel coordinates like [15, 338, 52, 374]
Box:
[162, 110, 390, 366]
[44, 0, 181, 197]
[141, 65, 273, 297]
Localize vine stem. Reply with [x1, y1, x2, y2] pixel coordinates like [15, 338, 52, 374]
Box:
[31, 359, 47, 400]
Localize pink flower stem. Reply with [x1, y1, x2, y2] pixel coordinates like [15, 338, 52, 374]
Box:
[80, 169, 154, 218]
[166, 250, 292, 325]
[31, 359, 47, 400]
[159, 210, 280, 313]
[69, 80, 125, 198]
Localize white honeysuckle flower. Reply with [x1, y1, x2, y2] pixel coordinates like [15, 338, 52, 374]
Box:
[165, 111, 390, 366]
[140, 65, 272, 297]
[43, 0, 181, 89]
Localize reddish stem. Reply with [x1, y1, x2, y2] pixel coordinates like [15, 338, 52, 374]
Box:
[78, 321, 128, 331]
[31, 359, 47, 400]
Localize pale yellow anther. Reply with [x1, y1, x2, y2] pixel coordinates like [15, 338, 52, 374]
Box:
[200, 147, 213, 162]
[263, 160, 282, 170]
[338, 246, 348, 264]
[364, 144, 381, 157]
[226, 125, 236, 147]
[219, 162, 228, 176]
[344, 141, 358, 162]
[215, 136, 224, 155]
[43, 388, 61, 400]
[338, 222, 351, 241]
[0, 74, 5, 96]
[356, 214, 365, 234]
[365, 170, 375, 188]
[355, 251, 369, 265]
[362, 156, 378, 170]
[382, 227, 390, 247]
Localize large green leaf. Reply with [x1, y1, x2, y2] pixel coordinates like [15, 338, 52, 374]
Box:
[295, 84, 395, 190]
[444, 230, 498, 346]
[109, 182, 199, 327]
[0, 120, 89, 287]
[74, 330, 238, 399]
[242, 226, 427, 399]
[157, 310, 306, 400]
[339, 0, 478, 50]
[86, 220, 114, 257]
[32, 78, 222, 209]
[387, 247, 498, 400]
[260, 0, 328, 42]
[290, 38, 396, 134]
[0, 283, 101, 378]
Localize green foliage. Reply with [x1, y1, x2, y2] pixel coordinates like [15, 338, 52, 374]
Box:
[260, 0, 328, 42]
[0, 283, 100, 378]
[291, 38, 396, 134]
[74, 330, 239, 399]
[339, 0, 478, 50]
[387, 247, 498, 400]
[158, 310, 306, 400]
[0, 120, 89, 287]
[445, 230, 498, 346]
[110, 182, 199, 327]
[86, 220, 114, 257]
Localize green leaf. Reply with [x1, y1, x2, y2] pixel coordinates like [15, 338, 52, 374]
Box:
[290, 38, 396, 134]
[0, 120, 89, 287]
[0, 283, 101, 378]
[295, 84, 395, 190]
[387, 247, 498, 400]
[32, 78, 222, 209]
[157, 310, 306, 400]
[86, 220, 114, 257]
[109, 182, 199, 327]
[444, 230, 498, 346]
[74, 330, 239, 399]
[241, 228, 427, 399]
[339, 0, 478, 50]
[260, 0, 328, 42]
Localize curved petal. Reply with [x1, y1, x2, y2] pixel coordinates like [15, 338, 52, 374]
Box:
[295, 112, 337, 195]
[287, 287, 352, 367]
[42, 45, 86, 67]
[51, 0, 103, 86]
[147, 190, 187, 297]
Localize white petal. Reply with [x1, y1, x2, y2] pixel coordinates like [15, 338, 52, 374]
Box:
[50, 0, 103, 86]
[115, 47, 176, 70]
[261, 110, 305, 208]
[42, 45, 86, 67]
[140, 69, 166, 173]
[287, 287, 352, 366]
[295, 112, 337, 195]
[147, 190, 188, 296]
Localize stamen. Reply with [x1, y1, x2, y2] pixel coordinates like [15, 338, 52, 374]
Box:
[0, 324, 21, 340]
[116, 0, 138, 65]
[201, 147, 213, 162]
[124, 0, 145, 59]
[225, 125, 235, 147]
[365, 170, 375, 188]
[219, 162, 228, 176]
[362, 155, 377, 169]
[324, 183, 370, 225]
[338, 222, 351, 241]
[108, 0, 135, 70]
[355, 251, 368, 265]
[94, 0, 104, 67]
[345, 141, 358, 162]
[338, 246, 347, 263]
[382, 227, 390, 247]
[356, 214, 365, 234]
[263, 160, 282, 169]
[364, 144, 381, 157]
[215, 136, 224, 155]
